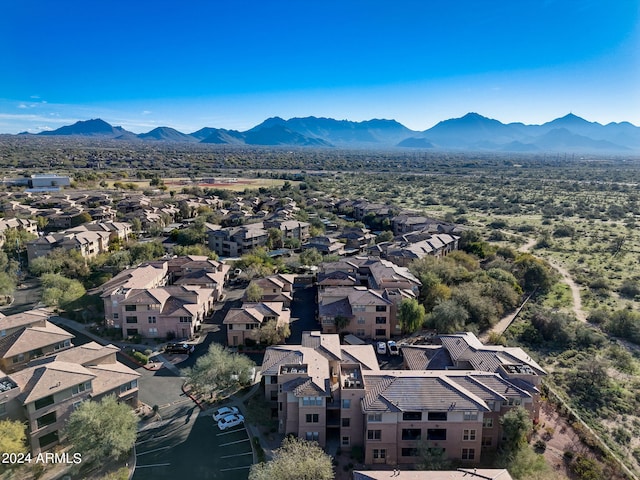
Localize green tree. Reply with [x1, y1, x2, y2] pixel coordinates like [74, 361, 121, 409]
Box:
[65, 395, 137, 466]
[398, 298, 426, 334]
[0, 419, 28, 456]
[427, 299, 468, 333]
[128, 240, 164, 264]
[248, 437, 333, 480]
[513, 254, 554, 293]
[499, 406, 531, 456]
[41, 273, 86, 309]
[0, 271, 16, 296]
[252, 319, 291, 345]
[182, 343, 255, 398]
[376, 230, 394, 244]
[70, 212, 93, 227]
[130, 217, 143, 233]
[245, 282, 264, 302]
[334, 315, 351, 333]
[267, 228, 284, 250]
[299, 248, 323, 266]
[416, 441, 450, 470]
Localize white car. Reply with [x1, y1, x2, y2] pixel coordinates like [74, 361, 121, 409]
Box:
[218, 414, 245, 430]
[376, 341, 387, 355]
[213, 406, 239, 421]
[387, 340, 400, 356]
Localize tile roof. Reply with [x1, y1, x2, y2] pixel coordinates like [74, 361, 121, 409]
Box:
[0, 322, 74, 358]
[361, 371, 492, 413]
[11, 361, 96, 404]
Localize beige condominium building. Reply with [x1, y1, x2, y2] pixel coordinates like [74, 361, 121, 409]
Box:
[260, 331, 545, 467]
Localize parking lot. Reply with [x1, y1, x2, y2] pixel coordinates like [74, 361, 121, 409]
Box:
[133, 409, 253, 480]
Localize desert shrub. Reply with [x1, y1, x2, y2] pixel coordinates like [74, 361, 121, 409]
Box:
[132, 351, 149, 365]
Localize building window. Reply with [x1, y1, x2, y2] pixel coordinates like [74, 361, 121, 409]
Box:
[148, 316, 156, 323]
[357, 317, 365, 324]
[352, 305, 366, 312]
[342, 418, 350, 427]
[427, 411, 447, 421]
[367, 430, 381, 440]
[125, 305, 136, 311]
[374, 329, 386, 337]
[54, 340, 71, 351]
[125, 316, 137, 324]
[375, 317, 387, 324]
[34, 395, 55, 411]
[120, 380, 138, 393]
[463, 429, 476, 441]
[305, 432, 319, 441]
[306, 414, 319, 423]
[342, 399, 351, 409]
[402, 429, 421, 441]
[462, 448, 475, 460]
[463, 411, 478, 421]
[72, 381, 91, 395]
[483, 417, 493, 428]
[0, 403, 6, 415]
[342, 436, 350, 446]
[303, 397, 323, 406]
[38, 431, 59, 449]
[486, 400, 495, 410]
[403, 411, 422, 421]
[149, 327, 158, 335]
[368, 413, 382, 422]
[401, 448, 418, 457]
[482, 436, 493, 447]
[373, 449, 386, 459]
[179, 316, 192, 323]
[36, 411, 57, 429]
[12, 353, 25, 364]
[427, 429, 447, 441]
[375, 305, 387, 312]
[113, 313, 119, 319]
[356, 329, 365, 336]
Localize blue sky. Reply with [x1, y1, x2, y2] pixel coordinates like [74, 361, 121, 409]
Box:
[1, 0, 638, 134]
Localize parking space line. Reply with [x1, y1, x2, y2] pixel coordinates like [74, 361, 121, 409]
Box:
[220, 465, 252, 472]
[219, 438, 250, 447]
[136, 463, 171, 468]
[220, 452, 253, 459]
[135, 433, 171, 445]
[137, 446, 171, 456]
[216, 428, 245, 436]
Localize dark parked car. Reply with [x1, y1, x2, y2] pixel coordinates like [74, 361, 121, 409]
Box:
[165, 343, 195, 354]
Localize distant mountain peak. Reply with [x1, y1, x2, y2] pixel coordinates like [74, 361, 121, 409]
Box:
[19, 112, 639, 152]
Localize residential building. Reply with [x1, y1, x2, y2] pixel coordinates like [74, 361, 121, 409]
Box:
[353, 469, 513, 480]
[259, 331, 545, 467]
[2, 342, 139, 454]
[0, 218, 38, 247]
[223, 302, 290, 346]
[26, 230, 111, 263]
[97, 256, 229, 339]
[209, 223, 269, 257]
[117, 285, 213, 339]
[244, 274, 295, 306]
[318, 287, 393, 339]
[302, 236, 345, 256]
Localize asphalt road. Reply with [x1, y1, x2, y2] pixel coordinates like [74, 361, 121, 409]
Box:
[288, 285, 318, 344]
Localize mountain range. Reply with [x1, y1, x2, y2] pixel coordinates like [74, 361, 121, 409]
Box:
[21, 113, 640, 153]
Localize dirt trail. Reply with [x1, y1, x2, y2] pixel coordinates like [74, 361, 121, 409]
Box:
[546, 259, 587, 322]
[483, 235, 586, 340]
